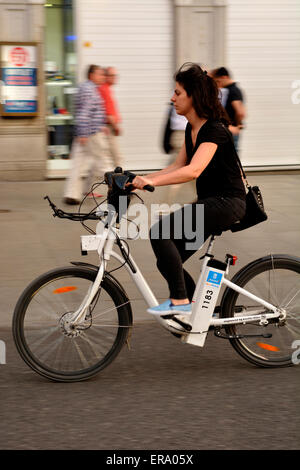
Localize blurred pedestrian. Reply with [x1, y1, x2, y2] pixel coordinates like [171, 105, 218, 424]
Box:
[63, 65, 112, 205]
[210, 67, 246, 150]
[99, 66, 123, 168]
[162, 104, 191, 205]
[168, 104, 188, 164]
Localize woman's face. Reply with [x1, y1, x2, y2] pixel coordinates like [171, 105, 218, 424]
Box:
[171, 82, 193, 116]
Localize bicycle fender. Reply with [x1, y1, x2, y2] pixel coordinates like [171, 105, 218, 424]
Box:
[104, 272, 133, 327]
[70, 261, 99, 271]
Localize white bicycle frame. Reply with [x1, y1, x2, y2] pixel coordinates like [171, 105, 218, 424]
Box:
[73, 209, 284, 349]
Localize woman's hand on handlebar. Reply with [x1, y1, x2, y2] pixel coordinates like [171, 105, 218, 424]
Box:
[128, 175, 154, 191]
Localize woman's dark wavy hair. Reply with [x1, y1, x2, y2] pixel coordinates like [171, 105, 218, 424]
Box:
[174, 62, 229, 125]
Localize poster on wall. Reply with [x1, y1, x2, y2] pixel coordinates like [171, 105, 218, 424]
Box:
[0, 43, 38, 116]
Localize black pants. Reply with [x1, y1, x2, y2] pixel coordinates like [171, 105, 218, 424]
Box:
[150, 196, 246, 300]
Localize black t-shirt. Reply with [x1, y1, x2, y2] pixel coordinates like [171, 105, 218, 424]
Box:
[185, 120, 246, 201]
[223, 82, 243, 126]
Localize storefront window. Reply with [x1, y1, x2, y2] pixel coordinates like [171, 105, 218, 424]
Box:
[45, 0, 76, 166]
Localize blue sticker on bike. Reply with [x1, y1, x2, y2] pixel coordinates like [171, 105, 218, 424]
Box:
[206, 270, 223, 285]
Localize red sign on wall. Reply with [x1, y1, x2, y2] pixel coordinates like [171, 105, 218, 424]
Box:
[9, 47, 30, 67]
[0, 42, 38, 116]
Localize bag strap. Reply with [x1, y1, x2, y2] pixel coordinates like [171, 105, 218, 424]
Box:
[221, 123, 249, 189]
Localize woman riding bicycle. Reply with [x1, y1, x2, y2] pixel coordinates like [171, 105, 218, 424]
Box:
[131, 62, 247, 318]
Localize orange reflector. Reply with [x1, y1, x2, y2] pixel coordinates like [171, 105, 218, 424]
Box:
[53, 286, 77, 294]
[256, 342, 280, 352]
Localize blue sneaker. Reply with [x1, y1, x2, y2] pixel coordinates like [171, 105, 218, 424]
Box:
[147, 300, 192, 316]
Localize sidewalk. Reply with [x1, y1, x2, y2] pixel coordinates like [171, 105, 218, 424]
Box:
[1, 174, 300, 327]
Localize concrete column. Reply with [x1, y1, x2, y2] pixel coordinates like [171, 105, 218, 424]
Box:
[174, 0, 227, 70]
[0, 0, 46, 181]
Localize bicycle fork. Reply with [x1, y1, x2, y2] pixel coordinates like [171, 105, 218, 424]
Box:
[70, 217, 118, 326]
[69, 262, 105, 326]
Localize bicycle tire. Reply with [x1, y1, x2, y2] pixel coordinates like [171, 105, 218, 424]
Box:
[220, 255, 300, 368]
[13, 266, 132, 382]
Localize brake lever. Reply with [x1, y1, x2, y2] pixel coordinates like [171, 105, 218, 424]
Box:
[123, 170, 136, 181]
[44, 196, 59, 216]
[44, 196, 69, 218]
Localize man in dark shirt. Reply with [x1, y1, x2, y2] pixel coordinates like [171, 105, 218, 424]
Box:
[210, 67, 246, 149]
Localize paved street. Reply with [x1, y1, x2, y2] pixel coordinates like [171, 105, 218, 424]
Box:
[0, 174, 299, 450]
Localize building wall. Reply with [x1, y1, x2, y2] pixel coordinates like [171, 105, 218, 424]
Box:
[0, 0, 47, 181]
[75, 0, 174, 171]
[226, 0, 300, 167]
[1, 1, 299, 180]
[75, 0, 300, 170]
[174, 0, 226, 70]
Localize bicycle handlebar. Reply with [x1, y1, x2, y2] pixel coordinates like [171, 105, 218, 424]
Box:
[44, 196, 107, 221]
[143, 184, 155, 192]
[44, 169, 155, 222]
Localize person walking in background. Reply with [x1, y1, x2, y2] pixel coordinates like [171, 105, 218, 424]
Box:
[99, 66, 123, 168]
[210, 67, 246, 150]
[168, 104, 188, 165]
[162, 103, 190, 204]
[63, 65, 112, 205]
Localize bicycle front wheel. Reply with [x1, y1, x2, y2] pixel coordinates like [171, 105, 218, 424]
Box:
[221, 255, 300, 368]
[13, 266, 132, 382]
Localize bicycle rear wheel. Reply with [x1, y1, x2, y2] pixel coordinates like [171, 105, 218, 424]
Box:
[221, 255, 300, 368]
[13, 266, 132, 382]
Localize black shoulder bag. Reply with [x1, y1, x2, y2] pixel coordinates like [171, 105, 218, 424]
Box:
[222, 125, 268, 232]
